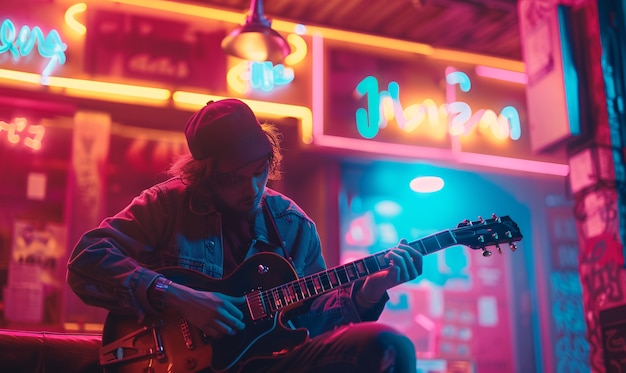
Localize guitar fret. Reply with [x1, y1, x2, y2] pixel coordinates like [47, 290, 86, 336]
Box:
[264, 291, 275, 312]
[305, 278, 317, 295]
[292, 280, 303, 300]
[415, 240, 427, 255]
[282, 287, 289, 305]
[273, 288, 284, 308]
[355, 260, 369, 276]
[337, 267, 349, 283]
[421, 236, 440, 254]
[320, 272, 331, 290]
[435, 230, 456, 248]
[289, 285, 298, 303]
[279, 286, 287, 305]
[363, 256, 381, 273]
[312, 276, 322, 293]
[298, 279, 308, 298]
[328, 270, 339, 287]
[345, 263, 359, 281]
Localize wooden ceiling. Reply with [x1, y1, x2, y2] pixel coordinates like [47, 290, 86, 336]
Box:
[184, 0, 522, 60]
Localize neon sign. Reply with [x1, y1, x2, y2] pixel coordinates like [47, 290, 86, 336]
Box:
[0, 117, 45, 150]
[228, 61, 295, 93]
[0, 19, 67, 76]
[355, 71, 522, 141]
[227, 33, 305, 93]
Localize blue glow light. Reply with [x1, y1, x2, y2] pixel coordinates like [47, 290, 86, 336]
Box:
[0, 19, 67, 77]
[410, 176, 445, 193]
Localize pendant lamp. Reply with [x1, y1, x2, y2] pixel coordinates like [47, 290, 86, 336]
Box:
[221, 0, 291, 64]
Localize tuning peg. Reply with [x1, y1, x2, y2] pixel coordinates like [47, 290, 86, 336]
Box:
[478, 216, 484, 223]
[492, 213, 498, 219]
[457, 219, 470, 227]
[510, 243, 517, 252]
[496, 244, 502, 254]
[481, 247, 492, 257]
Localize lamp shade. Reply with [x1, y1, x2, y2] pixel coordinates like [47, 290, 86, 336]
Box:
[221, 0, 291, 64]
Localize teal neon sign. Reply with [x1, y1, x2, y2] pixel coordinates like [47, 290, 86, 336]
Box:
[0, 19, 67, 76]
[355, 70, 522, 141]
[249, 61, 294, 92]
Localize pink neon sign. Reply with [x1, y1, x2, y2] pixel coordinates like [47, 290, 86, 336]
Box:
[0, 117, 45, 150]
[0, 19, 67, 76]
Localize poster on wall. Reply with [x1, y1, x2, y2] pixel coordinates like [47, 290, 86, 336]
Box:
[4, 220, 66, 324]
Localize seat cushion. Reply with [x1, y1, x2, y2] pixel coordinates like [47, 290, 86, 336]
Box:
[0, 329, 102, 373]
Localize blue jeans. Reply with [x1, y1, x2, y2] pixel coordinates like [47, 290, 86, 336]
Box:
[239, 322, 417, 373]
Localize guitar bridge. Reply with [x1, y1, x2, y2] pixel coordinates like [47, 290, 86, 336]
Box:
[99, 324, 165, 366]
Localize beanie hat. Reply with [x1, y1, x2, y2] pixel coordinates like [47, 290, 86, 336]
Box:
[184, 99, 272, 171]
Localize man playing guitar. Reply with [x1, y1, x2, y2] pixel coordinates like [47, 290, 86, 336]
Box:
[67, 98, 422, 373]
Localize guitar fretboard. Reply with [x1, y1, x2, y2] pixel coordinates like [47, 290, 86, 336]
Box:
[254, 229, 456, 314]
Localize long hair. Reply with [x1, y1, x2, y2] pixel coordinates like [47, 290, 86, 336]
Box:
[168, 123, 283, 188]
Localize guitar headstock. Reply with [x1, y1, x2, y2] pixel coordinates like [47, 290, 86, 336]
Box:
[454, 214, 523, 256]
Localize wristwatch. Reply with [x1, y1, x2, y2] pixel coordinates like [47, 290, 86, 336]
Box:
[148, 276, 173, 312]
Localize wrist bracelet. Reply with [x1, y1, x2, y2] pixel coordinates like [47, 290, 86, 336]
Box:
[148, 276, 173, 312]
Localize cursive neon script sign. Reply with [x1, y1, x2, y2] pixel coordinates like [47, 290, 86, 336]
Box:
[1, 117, 45, 150]
[0, 19, 67, 76]
[355, 71, 521, 141]
[228, 61, 295, 93]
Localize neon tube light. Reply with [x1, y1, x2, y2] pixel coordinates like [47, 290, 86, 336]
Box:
[354, 74, 522, 141]
[225, 34, 303, 93]
[0, 68, 42, 84]
[44, 76, 171, 101]
[64, 3, 88, 35]
[0, 19, 67, 76]
[310, 35, 567, 176]
[315, 134, 569, 176]
[105, 0, 524, 71]
[0, 117, 45, 150]
[475, 65, 528, 84]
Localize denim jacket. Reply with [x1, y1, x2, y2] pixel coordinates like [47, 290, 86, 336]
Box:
[67, 177, 387, 337]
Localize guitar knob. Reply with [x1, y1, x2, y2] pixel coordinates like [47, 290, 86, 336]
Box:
[481, 247, 492, 257]
[257, 265, 269, 274]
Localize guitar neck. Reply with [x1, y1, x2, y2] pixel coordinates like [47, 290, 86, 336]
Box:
[260, 229, 456, 313]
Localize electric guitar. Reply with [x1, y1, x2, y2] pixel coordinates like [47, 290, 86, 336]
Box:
[99, 214, 522, 373]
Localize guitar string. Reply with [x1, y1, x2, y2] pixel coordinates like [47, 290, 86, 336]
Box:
[231, 259, 380, 314]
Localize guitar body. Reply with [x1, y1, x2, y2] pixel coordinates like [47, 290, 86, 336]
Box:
[101, 253, 309, 373]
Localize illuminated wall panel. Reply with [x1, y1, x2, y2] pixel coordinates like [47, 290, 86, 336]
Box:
[338, 160, 534, 372]
[322, 41, 564, 165]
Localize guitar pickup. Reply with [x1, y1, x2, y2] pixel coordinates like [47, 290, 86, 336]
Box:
[246, 290, 268, 321]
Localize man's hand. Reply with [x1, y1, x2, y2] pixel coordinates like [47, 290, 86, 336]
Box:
[358, 239, 423, 305]
[168, 283, 246, 339]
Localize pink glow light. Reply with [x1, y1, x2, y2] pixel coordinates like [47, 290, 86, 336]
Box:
[314, 135, 569, 176]
[475, 65, 528, 85]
